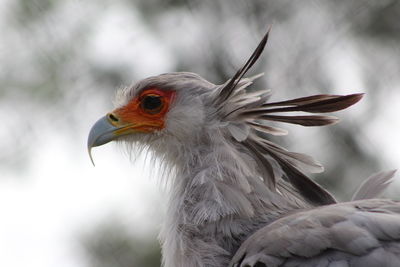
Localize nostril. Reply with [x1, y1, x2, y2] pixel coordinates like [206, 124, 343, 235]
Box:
[108, 113, 119, 122]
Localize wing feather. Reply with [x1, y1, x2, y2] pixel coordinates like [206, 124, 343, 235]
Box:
[352, 170, 397, 201]
[230, 199, 400, 267]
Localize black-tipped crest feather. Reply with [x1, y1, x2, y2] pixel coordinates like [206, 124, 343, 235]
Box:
[257, 114, 339, 126]
[215, 28, 363, 206]
[216, 27, 271, 105]
[258, 93, 364, 113]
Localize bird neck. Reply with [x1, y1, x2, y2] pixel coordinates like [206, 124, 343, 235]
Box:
[159, 132, 300, 267]
[171, 135, 295, 222]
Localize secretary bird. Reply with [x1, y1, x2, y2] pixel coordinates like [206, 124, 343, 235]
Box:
[88, 29, 400, 267]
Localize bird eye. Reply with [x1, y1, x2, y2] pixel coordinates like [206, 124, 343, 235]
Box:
[141, 95, 163, 114]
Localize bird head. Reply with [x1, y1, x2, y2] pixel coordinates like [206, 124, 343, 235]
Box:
[88, 30, 274, 165]
[87, 72, 224, 165]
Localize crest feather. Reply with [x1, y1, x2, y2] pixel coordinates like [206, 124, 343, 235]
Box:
[214, 28, 363, 206]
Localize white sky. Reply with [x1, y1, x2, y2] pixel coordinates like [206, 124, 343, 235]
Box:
[0, 2, 169, 267]
[0, 130, 166, 267]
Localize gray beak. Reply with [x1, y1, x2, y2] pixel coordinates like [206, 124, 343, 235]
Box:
[87, 115, 119, 166]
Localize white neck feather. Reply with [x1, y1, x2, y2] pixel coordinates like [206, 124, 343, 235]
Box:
[158, 131, 297, 267]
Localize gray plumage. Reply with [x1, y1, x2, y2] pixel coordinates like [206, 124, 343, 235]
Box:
[88, 29, 399, 267]
[351, 170, 396, 201]
[230, 199, 400, 267]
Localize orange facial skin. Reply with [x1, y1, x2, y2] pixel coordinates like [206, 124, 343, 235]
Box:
[109, 89, 176, 134]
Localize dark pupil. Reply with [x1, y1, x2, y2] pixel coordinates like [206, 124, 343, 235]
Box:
[143, 95, 162, 111]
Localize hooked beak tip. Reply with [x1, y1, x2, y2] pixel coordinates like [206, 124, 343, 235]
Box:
[88, 147, 96, 167]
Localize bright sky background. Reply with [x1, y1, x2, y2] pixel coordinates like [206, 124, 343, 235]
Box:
[1, 2, 169, 266]
[1, 1, 400, 267]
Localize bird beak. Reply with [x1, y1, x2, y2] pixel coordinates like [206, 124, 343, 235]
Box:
[87, 114, 141, 166]
[87, 115, 116, 165]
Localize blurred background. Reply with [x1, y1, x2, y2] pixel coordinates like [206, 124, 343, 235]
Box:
[1, 0, 400, 266]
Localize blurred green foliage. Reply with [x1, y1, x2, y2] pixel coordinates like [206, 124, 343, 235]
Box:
[82, 220, 161, 267]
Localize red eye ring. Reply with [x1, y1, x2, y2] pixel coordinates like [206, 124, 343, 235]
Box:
[140, 94, 164, 114]
[135, 89, 175, 116]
